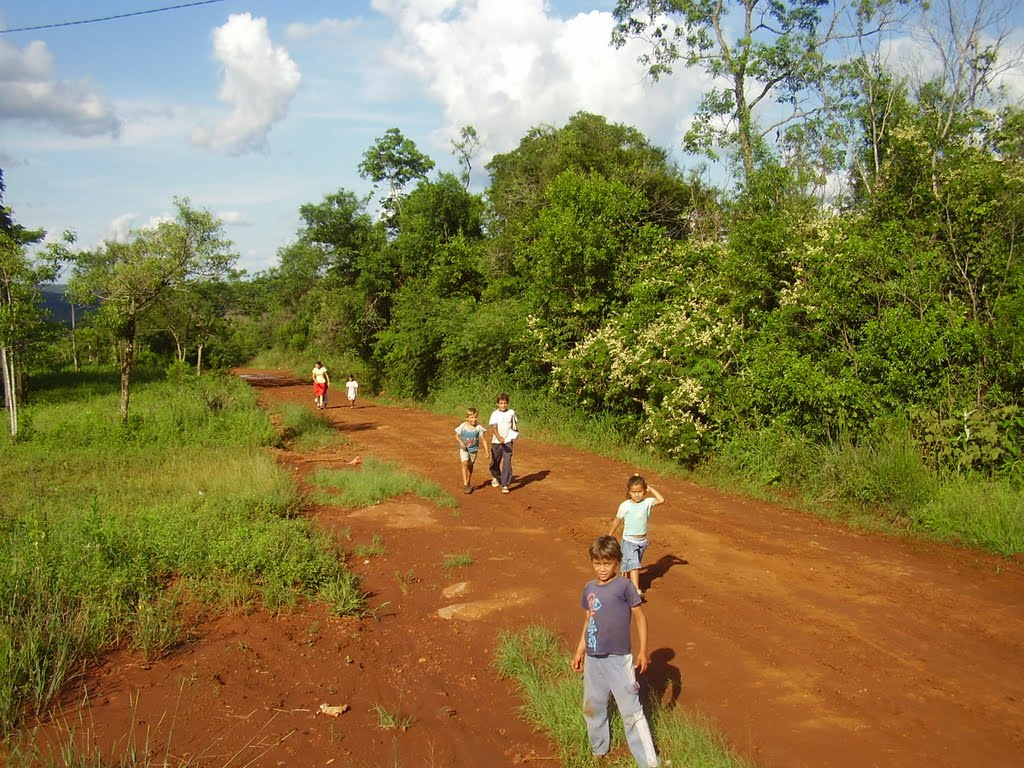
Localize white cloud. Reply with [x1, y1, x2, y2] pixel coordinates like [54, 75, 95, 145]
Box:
[105, 212, 137, 243]
[286, 17, 361, 42]
[369, 0, 706, 165]
[192, 13, 302, 155]
[0, 38, 120, 137]
[218, 210, 250, 225]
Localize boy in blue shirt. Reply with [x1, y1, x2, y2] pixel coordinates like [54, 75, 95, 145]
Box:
[454, 407, 490, 494]
[572, 536, 659, 767]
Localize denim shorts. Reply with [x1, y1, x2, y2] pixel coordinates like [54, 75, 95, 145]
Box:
[620, 536, 648, 572]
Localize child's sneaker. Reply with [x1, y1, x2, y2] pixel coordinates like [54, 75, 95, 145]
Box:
[491, 479, 500, 487]
[464, 484, 472, 494]
[501, 486, 510, 494]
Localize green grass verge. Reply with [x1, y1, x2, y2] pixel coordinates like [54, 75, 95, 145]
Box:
[494, 626, 751, 768]
[276, 401, 348, 451]
[0, 370, 363, 739]
[307, 456, 456, 509]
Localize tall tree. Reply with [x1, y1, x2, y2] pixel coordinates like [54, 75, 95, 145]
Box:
[611, 0, 909, 182]
[358, 128, 435, 226]
[69, 198, 236, 422]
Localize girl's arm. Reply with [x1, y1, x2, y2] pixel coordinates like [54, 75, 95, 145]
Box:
[648, 486, 665, 506]
[608, 515, 622, 537]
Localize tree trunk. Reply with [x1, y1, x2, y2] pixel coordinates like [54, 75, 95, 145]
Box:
[1, 345, 17, 438]
[70, 302, 80, 372]
[196, 343, 204, 376]
[120, 310, 137, 424]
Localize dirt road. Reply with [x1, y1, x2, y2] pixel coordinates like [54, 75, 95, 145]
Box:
[39, 372, 1024, 767]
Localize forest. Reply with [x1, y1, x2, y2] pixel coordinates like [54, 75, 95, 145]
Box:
[3, 0, 1022, 548]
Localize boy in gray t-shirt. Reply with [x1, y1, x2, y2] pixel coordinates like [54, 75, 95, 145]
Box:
[572, 536, 659, 767]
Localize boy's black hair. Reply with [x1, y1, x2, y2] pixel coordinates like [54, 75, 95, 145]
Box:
[497, 392, 510, 402]
[589, 535, 622, 561]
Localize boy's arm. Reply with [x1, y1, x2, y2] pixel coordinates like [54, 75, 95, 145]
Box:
[648, 486, 665, 506]
[631, 604, 650, 673]
[571, 614, 590, 671]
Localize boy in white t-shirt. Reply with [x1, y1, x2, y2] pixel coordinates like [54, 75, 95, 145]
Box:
[487, 393, 518, 494]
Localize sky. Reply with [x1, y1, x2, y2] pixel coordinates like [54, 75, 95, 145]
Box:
[1, 0, 1022, 275]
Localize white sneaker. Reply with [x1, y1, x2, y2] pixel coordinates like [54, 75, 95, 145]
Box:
[501, 486, 510, 494]
[490, 479, 500, 487]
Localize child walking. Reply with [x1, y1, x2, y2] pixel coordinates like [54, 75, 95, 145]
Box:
[609, 474, 665, 597]
[311, 361, 330, 409]
[454, 407, 490, 494]
[572, 535, 659, 768]
[345, 375, 359, 408]
[488, 392, 518, 494]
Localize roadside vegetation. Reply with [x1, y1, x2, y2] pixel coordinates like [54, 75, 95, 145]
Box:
[0, 369, 363, 739]
[308, 456, 456, 509]
[495, 626, 750, 768]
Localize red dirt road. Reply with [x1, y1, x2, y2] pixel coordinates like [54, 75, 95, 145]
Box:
[33, 371, 1024, 767]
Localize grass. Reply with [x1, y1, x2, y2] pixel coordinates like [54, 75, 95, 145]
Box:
[354, 534, 388, 558]
[372, 703, 414, 732]
[276, 402, 347, 451]
[307, 456, 456, 509]
[441, 553, 474, 569]
[494, 626, 752, 768]
[0, 369, 364, 739]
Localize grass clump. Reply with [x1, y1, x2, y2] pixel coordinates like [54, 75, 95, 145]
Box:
[277, 402, 347, 451]
[0, 370, 362, 739]
[442, 553, 474, 569]
[308, 457, 456, 509]
[494, 626, 751, 768]
[354, 535, 387, 558]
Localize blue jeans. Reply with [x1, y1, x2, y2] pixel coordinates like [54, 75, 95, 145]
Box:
[582, 653, 658, 767]
[489, 441, 514, 487]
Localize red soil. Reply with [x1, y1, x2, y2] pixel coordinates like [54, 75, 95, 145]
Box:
[23, 370, 1024, 767]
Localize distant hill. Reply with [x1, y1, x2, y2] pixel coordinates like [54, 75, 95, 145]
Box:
[39, 284, 75, 326]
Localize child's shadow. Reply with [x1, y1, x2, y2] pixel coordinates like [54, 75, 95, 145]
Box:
[513, 469, 550, 489]
[641, 554, 688, 592]
[644, 647, 683, 710]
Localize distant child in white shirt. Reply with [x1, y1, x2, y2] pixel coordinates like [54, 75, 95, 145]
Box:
[488, 393, 519, 494]
[345, 375, 359, 408]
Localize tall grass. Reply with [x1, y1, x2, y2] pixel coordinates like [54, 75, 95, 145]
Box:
[276, 402, 347, 451]
[494, 626, 751, 768]
[705, 421, 1024, 555]
[0, 371, 362, 738]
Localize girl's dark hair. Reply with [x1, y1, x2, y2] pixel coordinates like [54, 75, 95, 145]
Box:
[316, 360, 322, 366]
[627, 473, 648, 491]
[589, 535, 622, 561]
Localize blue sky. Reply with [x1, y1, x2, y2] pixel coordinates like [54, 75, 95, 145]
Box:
[2, 1, 1022, 275]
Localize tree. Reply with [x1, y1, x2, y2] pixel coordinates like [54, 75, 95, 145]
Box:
[451, 125, 482, 190]
[68, 199, 236, 422]
[611, 0, 909, 182]
[0, 169, 56, 438]
[357, 128, 435, 226]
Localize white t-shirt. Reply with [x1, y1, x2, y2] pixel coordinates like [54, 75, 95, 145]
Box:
[489, 408, 518, 443]
[346, 379, 359, 399]
[312, 365, 328, 384]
